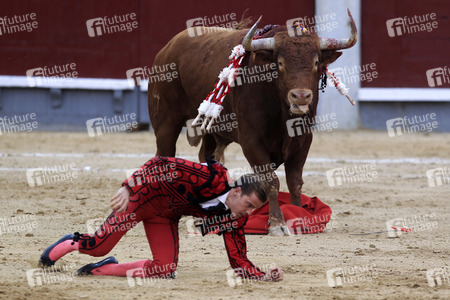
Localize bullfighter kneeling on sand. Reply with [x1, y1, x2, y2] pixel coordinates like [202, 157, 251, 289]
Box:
[39, 156, 283, 281]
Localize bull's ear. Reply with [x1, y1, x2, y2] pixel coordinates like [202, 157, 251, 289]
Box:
[252, 50, 274, 65]
[320, 51, 342, 66]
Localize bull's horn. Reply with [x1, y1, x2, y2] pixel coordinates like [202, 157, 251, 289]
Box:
[242, 16, 275, 51]
[320, 9, 357, 50]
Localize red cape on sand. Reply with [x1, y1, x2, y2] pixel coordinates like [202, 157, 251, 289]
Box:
[244, 192, 332, 234]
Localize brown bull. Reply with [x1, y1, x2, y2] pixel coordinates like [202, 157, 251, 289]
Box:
[148, 9, 357, 235]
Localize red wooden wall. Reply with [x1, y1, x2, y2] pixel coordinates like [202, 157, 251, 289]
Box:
[361, 0, 449, 87]
[2, 0, 447, 89]
[0, 0, 314, 79]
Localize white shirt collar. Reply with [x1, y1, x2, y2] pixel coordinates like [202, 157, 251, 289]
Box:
[200, 191, 230, 210]
[217, 191, 229, 210]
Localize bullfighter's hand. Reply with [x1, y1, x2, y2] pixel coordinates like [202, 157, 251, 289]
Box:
[261, 266, 284, 282]
[110, 186, 130, 213]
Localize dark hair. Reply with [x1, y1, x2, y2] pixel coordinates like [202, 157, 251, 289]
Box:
[231, 173, 270, 203]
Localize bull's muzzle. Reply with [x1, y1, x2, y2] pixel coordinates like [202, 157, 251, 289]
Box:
[288, 88, 312, 114]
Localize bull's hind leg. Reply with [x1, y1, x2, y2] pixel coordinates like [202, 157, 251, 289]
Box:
[212, 137, 232, 163]
[149, 83, 186, 157]
[198, 135, 231, 163]
[154, 118, 185, 157]
[198, 134, 216, 162]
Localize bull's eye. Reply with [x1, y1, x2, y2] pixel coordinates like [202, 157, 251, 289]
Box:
[278, 58, 286, 72]
[315, 60, 319, 67]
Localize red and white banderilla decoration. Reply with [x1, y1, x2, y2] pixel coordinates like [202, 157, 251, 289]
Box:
[191, 44, 246, 131]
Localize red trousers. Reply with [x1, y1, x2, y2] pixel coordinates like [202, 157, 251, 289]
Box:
[78, 192, 180, 278]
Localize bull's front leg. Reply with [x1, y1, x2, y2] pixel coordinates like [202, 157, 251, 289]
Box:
[285, 134, 313, 207]
[241, 143, 290, 236]
[266, 174, 291, 236]
[284, 159, 304, 207]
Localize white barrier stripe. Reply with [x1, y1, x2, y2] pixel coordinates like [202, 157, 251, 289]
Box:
[358, 88, 450, 101]
[0, 75, 134, 90]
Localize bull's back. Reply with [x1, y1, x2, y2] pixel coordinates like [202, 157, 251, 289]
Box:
[149, 28, 245, 117]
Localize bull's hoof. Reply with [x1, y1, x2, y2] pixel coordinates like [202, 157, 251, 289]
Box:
[268, 225, 292, 236]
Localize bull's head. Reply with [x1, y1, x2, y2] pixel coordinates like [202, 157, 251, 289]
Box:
[241, 9, 357, 115]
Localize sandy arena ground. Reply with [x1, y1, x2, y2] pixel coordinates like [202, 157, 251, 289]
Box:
[0, 129, 449, 299]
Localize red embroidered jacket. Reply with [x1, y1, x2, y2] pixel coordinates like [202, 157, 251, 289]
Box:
[122, 156, 265, 279]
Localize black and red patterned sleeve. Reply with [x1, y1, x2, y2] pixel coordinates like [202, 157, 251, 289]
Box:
[222, 219, 266, 279]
